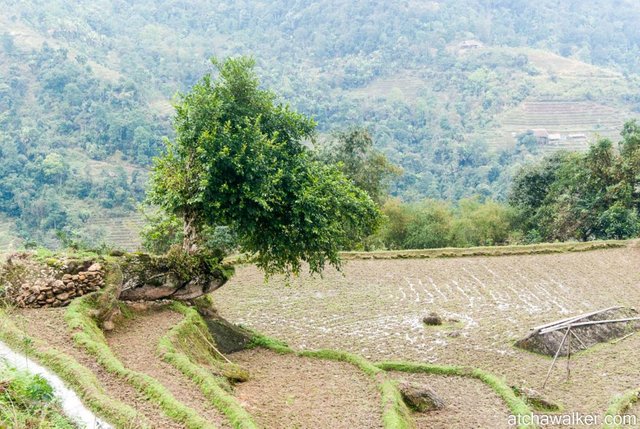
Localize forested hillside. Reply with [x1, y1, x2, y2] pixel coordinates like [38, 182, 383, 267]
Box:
[1, 0, 640, 248]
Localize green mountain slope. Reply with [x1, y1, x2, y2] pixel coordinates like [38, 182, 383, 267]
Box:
[1, 0, 640, 248]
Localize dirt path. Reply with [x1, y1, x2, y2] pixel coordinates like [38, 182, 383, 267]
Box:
[106, 307, 231, 429]
[13, 308, 181, 429]
[389, 371, 512, 429]
[231, 348, 383, 429]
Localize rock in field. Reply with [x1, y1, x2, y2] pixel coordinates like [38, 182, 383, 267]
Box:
[422, 312, 443, 326]
[399, 381, 445, 412]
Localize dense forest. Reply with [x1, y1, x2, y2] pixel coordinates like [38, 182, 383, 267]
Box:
[1, 0, 640, 247]
[372, 121, 640, 249]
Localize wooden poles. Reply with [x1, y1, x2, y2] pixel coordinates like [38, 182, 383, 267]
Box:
[540, 317, 640, 334]
[538, 308, 640, 389]
[542, 327, 571, 389]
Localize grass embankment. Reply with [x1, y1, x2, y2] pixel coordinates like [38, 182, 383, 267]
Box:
[0, 365, 76, 429]
[604, 388, 640, 429]
[341, 240, 627, 261]
[249, 332, 413, 429]
[0, 309, 145, 428]
[224, 240, 629, 266]
[64, 269, 220, 429]
[376, 361, 536, 429]
[160, 303, 258, 429]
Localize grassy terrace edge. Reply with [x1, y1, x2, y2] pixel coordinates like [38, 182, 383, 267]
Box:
[65, 293, 220, 429]
[376, 361, 537, 429]
[248, 331, 538, 428]
[605, 387, 640, 429]
[160, 303, 258, 429]
[223, 240, 631, 266]
[249, 332, 413, 429]
[340, 240, 629, 260]
[0, 309, 147, 428]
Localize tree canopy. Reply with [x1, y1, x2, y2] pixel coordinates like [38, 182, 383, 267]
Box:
[509, 120, 640, 241]
[316, 128, 401, 205]
[149, 57, 380, 275]
[3, 1, 640, 249]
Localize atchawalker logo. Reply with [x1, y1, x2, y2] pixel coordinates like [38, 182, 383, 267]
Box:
[509, 413, 637, 427]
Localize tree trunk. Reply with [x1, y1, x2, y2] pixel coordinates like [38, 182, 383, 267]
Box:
[116, 253, 232, 302]
[118, 275, 228, 301]
[182, 209, 200, 254]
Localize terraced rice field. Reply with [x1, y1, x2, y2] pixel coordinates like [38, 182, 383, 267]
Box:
[0, 212, 143, 252]
[350, 73, 427, 102]
[215, 246, 640, 422]
[105, 308, 231, 428]
[485, 101, 633, 151]
[4, 302, 392, 429]
[11, 308, 178, 428]
[4, 245, 639, 427]
[87, 212, 145, 251]
[232, 349, 382, 428]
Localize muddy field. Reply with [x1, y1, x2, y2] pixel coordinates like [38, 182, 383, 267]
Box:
[12, 308, 181, 428]
[389, 372, 511, 429]
[106, 308, 231, 428]
[215, 247, 640, 422]
[231, 348, 382, 428]
[8, 306, 387, 429]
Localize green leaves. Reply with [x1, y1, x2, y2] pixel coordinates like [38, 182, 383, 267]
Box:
[510, 121, 640, 242]
[0, 366, 54, 408]
[316, 128, 401, 206]
[242, 160, 380, 275]
[149, 57, 380, 275]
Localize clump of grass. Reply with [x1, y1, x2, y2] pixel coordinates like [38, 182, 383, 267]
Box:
[604, 387, 640, 429]
[376, 361, 536, 429]
[167, 303, 248, 381]
[249, 332, 413, 429]
[378, 379, 413, 429]
[31, 247, 107, 264]
[0, 365, 75, 429]
[0, 309, 146, 428]
[160, 303, 258, 429]
[247, 331, 293, 354]
[65, 293, 218, 429]
[471, 368, 532, 425]
[376, 361, 464, 376]
[511, 386, 561, 412]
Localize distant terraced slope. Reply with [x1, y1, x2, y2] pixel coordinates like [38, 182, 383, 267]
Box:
[483, 48, 640, 150]
[87, 213, 145, 251]
[487, 100, 629, 151]
[350, 46, 640, 152]
[0, 212, 145, 252]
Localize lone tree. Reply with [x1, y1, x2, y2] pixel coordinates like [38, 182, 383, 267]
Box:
[147, 57, 380, 280]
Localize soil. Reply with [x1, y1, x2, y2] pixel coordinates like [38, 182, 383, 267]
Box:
[626, 402, 640, 426]
[105, 307, 231, 428]
[13, 308, 181, 429]
[214, 246, 640, 420]
[230, 348, 383, 429]
[389, 371, 512, 429]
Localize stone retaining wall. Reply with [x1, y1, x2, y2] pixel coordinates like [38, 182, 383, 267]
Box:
[1, 254, 106, 308]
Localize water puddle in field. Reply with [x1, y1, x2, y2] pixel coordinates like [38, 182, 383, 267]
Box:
[0, 340, 112, 429]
